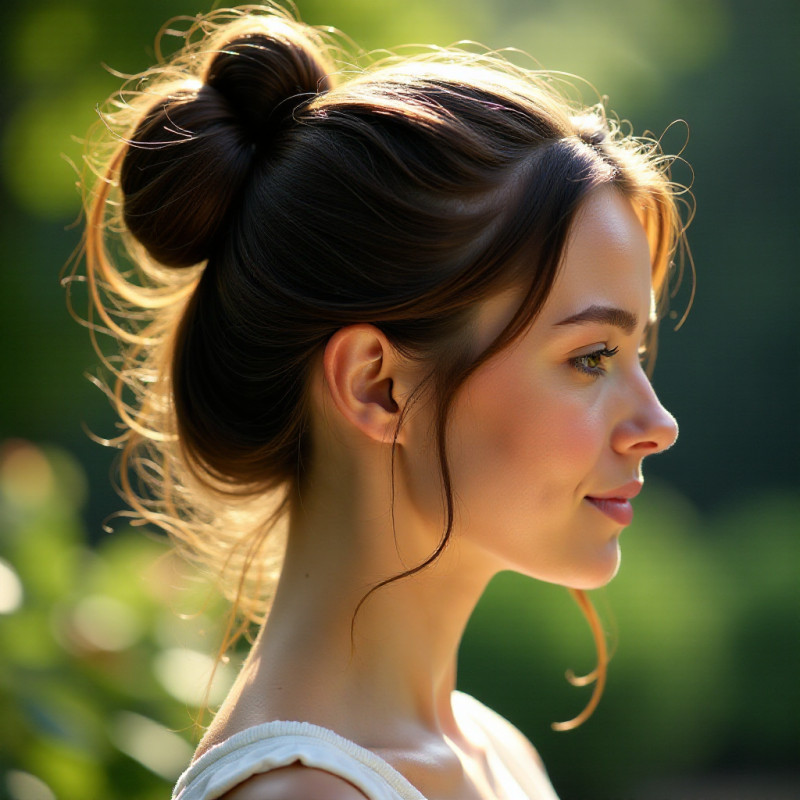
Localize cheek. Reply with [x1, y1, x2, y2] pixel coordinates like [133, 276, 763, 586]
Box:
[450, 363, 602, 506]
[448, 367, 620, 586]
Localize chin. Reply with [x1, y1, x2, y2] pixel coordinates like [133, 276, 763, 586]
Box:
[567, 538, 622, 590]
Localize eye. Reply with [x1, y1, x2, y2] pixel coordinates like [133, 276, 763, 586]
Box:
[570, 345, 619, 377]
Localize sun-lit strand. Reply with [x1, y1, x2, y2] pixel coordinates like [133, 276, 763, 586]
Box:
[551, 588, 608, 732]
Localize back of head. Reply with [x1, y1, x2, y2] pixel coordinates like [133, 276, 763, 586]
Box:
[77, 3, 683, 635]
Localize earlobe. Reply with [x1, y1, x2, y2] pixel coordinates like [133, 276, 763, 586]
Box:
[323, 325, 403, 444]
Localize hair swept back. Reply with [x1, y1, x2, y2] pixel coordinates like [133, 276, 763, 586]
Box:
[68, 2, 692, 731]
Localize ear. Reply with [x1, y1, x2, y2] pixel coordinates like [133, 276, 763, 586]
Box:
[322, 324, 406, 445]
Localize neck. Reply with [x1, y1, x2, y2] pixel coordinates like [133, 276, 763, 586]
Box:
[243, 457, 497, 747]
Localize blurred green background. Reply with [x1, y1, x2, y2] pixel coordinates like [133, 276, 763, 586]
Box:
[0, 1, 797, 798]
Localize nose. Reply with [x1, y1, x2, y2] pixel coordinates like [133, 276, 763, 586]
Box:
[611, 370, 679, 456]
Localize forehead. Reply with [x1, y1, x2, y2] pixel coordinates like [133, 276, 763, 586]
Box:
[472, 188, 654, 349]
[545, 187, 653, 321]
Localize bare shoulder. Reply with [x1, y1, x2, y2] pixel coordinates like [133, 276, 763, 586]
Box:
[456, 693, 544, 768]
[455, 694, 560, 798]
[484, 706, 545, 767]
[218, 764, 370, 800]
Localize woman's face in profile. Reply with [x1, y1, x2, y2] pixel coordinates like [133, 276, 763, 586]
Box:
[403, 188, 678, 589]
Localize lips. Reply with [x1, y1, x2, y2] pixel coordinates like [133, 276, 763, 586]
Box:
[585, 481, 643, 526]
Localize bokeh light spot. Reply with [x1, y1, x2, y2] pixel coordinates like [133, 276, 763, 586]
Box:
[71, 594, 143, 651]
[0, 440, 54, 508]
[109, 711, 192, 781]
[5, 770, 56, 800]
[153, 647, 234, 707]
[0, 557, 24, 614]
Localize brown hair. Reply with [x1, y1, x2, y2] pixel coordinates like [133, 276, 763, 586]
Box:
[71, 4, 688, 730]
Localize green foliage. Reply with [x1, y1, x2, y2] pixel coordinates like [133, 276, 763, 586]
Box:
[0, 441, 235, 799]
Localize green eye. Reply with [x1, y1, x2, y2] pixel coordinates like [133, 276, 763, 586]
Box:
[570, 346, 619, 377]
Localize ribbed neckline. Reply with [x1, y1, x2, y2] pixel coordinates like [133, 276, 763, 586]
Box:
[174, 716, 428, 799]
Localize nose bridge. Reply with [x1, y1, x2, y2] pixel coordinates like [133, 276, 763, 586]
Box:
[616, 366, 678, 455]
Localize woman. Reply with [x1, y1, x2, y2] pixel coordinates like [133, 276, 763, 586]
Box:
[76, 4, 685, 798]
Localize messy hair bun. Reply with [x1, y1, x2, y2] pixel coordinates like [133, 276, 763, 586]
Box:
[120, 23, 333, 267]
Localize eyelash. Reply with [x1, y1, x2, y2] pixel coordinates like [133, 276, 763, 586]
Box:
[570, 346, 620, 377]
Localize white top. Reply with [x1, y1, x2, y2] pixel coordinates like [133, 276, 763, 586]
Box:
[172, 692, 559, 799]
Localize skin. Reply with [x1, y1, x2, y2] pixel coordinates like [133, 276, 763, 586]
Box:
[202, 187, 678, 800]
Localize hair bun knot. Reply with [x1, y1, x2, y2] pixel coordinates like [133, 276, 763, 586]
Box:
[206, 30, 331, 144]
[119, 20, 332, 268]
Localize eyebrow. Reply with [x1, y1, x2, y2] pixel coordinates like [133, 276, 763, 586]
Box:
[553, 305, 639, 334]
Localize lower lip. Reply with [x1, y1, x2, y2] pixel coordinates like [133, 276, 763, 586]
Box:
[585, 497, 634, 526]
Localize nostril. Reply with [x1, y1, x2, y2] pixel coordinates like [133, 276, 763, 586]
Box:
[612, 407, 678, 456]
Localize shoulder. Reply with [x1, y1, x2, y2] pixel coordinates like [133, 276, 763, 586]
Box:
[454, 693, 559, 799]
[453, 692, 544, 769]
[218, 764, 370, 800]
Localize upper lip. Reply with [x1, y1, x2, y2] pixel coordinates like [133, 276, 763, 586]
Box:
[586, 481, 643, 501]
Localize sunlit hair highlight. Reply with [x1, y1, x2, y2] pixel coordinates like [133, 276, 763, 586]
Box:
[68, 2, 691, 730]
